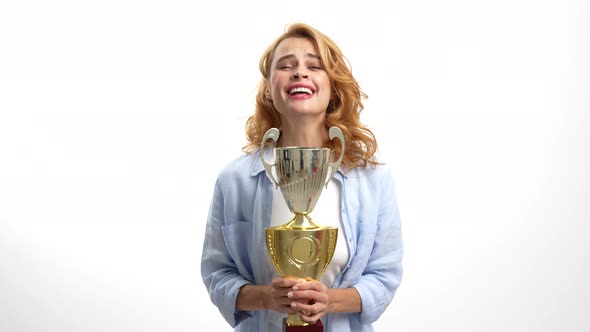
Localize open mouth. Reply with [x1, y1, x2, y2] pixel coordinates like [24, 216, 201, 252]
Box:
[288, 87, 313, 95]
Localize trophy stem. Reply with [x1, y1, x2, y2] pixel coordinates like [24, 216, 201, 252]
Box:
[282, 213, 319, 230]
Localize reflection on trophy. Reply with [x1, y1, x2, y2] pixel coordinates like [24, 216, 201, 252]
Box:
[260, 127, 345, 331]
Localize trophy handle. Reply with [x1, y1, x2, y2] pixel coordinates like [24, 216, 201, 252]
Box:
[326, 126, 345, 187]
[260, 128, 280, 188]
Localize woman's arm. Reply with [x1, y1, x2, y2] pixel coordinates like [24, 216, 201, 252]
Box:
[235, 284, 268, 311]
[201, 178, 253, 327]
[237, 278, 307, 313]
[327, 287, 362, 313]
[350, 166, 403, 325]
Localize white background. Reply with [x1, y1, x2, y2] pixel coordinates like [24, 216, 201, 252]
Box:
[1, 1, 589, 331]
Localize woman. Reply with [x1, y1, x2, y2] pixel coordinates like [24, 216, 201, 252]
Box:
[201, 22, 403, 331]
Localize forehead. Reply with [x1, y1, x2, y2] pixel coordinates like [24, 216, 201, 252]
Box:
[272, 37, 319, 63]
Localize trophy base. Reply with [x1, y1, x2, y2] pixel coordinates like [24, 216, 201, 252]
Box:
[283, 318, 323, 332]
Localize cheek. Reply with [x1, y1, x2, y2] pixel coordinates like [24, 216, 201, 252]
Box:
[318, 79, 332, 97]
[269, 76, 282, 93]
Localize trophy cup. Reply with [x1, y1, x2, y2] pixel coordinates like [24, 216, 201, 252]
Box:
[260, 127, 345, 331]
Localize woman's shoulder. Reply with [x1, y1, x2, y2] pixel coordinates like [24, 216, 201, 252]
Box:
[217, 150, 261, 179]
[345, 162, 395, 181]
[343, 162, 399, 203]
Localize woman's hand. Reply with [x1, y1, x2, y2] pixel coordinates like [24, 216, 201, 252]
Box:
[287, 280, 330, 324]
[266, 277, 306, 313]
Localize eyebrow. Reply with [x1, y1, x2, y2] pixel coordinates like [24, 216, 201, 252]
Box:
[274, 53, 321, 64]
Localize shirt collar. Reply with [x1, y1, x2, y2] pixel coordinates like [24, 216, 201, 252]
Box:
[250, 148, 271, 177]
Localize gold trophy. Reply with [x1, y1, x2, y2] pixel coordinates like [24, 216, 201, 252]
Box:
[260, 127, 345, 331]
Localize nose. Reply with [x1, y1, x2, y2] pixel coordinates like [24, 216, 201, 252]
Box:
[292, 69, 309, 79]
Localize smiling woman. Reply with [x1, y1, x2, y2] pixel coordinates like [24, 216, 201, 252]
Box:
[1, 2, 587, 332]
[200, 22, 403, 332]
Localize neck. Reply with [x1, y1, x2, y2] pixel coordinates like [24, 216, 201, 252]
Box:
[277, 116, 328, 147]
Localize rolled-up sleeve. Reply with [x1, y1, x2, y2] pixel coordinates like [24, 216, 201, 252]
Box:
[201, 178, 252, 327]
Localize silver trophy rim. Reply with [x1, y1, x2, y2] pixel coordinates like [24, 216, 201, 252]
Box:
[274, 146, 331, 151]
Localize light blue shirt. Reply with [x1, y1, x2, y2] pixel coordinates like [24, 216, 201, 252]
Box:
[201, 149, 403, 332]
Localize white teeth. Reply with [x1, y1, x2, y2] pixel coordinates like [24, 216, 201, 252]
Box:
[289, 87, 313, 95]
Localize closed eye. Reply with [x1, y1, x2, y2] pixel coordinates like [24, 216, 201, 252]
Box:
[275, 58, 295, 70]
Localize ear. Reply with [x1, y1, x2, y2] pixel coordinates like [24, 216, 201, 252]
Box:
[264, 81, 272, 100]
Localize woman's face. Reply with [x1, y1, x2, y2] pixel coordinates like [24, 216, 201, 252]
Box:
[267, 37, 331, 120]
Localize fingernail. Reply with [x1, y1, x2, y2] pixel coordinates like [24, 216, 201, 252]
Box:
[287, 292, 293, 298]
[291, 302, 297, 308]
[292, 286, 298, 291]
